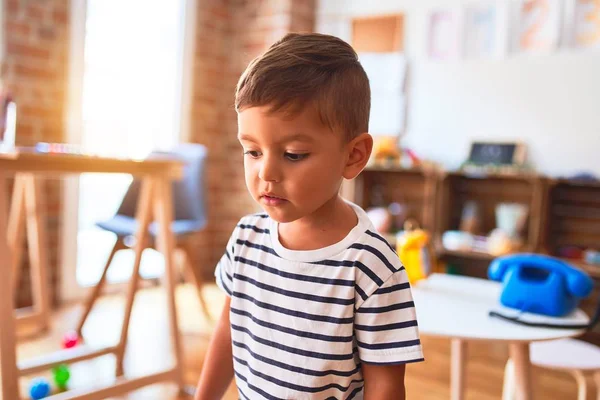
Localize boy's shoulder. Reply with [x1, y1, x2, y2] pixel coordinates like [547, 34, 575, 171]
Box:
[351, 227, 405, 306]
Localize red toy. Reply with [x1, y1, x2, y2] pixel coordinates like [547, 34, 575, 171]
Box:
[62, 331, 79, 349]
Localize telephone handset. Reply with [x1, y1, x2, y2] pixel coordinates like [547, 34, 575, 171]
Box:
[488, 254, 598, 330]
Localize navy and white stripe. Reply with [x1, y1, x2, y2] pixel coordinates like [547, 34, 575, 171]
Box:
[215, 202, 423, 399]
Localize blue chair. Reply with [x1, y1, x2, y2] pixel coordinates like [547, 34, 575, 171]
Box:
[76, 144, 210, 336]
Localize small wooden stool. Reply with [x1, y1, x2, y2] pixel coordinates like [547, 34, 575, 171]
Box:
[503, 338, 600, 400]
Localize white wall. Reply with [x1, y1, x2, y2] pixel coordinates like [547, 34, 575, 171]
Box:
[316, 0, 600, 177]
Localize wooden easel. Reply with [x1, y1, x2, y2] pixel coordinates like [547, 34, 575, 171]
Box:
[0, 152, 191, 399]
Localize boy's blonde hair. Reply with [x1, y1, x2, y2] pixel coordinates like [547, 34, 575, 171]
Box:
[235, 33, 370, 141]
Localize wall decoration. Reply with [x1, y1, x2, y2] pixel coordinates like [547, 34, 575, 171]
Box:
[574, 0, 600, 48]
[464, 3, 499, 58]
[428, 9, 464, 60]
[517, 0, 562, 53]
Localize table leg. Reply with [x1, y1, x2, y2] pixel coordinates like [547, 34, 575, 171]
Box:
[451, 338, 467, 400]
[509, 342, 533, 400]
[24, 174, 51, 332]
[153, 177, 184, 391]
[502, 359, 516, 400]
[0, 172, 20, 399]
[594, 371, 600, 400]
[115, 178, 153, 377]
[569, 370, 589, 400]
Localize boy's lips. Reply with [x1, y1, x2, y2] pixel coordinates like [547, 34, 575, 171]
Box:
[260, 193, 287, 206]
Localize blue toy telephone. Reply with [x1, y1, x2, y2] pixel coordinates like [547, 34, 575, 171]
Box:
[488, 254, 598, 329]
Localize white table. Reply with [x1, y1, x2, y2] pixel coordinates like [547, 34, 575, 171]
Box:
[412, 274, 590, 400]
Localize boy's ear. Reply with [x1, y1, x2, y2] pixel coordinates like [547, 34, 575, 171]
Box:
[343, 132, 373, 180]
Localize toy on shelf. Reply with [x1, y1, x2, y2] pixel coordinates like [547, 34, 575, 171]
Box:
[397, 219, 435, 284]
[29, 377, 51, 400]
[369, 136, 422, 169]
[370, 136, 401, 167]
[441, 201, 528, 256]
[62, 330, 79, 349]
[584, 250, 600, 266]
[52, 364, 70, 390]
[489, 203, 528, 255]
[365, 201, 410, 236]
[459, 201, 481, 234]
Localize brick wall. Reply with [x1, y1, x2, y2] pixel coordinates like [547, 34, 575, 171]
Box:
[189, 0, 316, 279]
[3, 0, 70, 306]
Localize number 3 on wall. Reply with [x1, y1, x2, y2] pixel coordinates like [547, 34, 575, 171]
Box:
[576, 0, 600, 46]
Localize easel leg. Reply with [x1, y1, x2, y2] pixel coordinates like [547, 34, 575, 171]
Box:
[24, 174, 51, 333]
[115, 178, 153, 377]
[8, 173, 26, 296]
[0, 172, 20, 399]
[76, 239, 126, 338]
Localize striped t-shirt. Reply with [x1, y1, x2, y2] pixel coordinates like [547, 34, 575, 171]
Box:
[215, 202, 424, 399]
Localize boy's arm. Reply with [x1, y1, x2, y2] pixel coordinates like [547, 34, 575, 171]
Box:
[194, 296, 233, 400]
[362, 363, 406, 400]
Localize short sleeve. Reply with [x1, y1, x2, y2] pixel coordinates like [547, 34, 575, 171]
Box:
[354, 270, 424, 365]
[214, 227, 238, 297]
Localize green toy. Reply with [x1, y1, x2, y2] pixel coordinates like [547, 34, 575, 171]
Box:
[52, 364, 70, 390]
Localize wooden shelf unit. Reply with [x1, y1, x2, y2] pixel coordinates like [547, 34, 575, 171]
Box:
[350, 166, 438, 234]
[350, 168, 599, 273]
[349, 167, 600, 342]
[436, 171, 545, 255]
[539, 179, 600, 343]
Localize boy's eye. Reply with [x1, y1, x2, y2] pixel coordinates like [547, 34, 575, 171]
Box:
[244, 150, 261, 158]
[285, 152, 309, 161]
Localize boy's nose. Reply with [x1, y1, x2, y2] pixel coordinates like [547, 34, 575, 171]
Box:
[258, 155, 281, 182]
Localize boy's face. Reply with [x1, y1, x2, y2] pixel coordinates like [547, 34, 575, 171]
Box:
[238, 105, 348, 223]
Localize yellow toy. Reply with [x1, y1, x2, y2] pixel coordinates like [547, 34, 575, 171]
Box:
[370, 136, 401, 166]
[396, 220, 434, 284]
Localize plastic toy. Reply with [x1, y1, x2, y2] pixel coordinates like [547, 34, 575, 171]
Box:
[52, 364, 70, 390]
[371, 136, 401, 166]
[62, 331, 79, 349]
[396, 220, 434, 284]
[29, 377, 50, 399]
[488, 254, 594, 317]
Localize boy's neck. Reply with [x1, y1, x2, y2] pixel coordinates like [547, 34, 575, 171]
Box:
[277, 195, 358, 251]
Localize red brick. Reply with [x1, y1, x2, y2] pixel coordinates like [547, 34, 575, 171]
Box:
[14, 63, 57, 80]
[6, 0, 20, 14]
[6, 21, 31, 36]
[6, 42, 51, 59]
[38, 26, 58, 40]
[53, 8, 68, 24]
[19, 104, 60, 120]
[27, 4, 46, 21]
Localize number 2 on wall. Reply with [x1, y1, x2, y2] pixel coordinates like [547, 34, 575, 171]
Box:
[520, 0, 550, 49]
